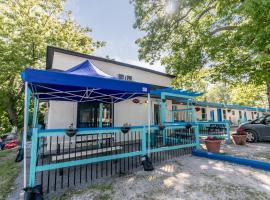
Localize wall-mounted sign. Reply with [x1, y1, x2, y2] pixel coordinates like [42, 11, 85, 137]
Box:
[132, 99, 140, 104]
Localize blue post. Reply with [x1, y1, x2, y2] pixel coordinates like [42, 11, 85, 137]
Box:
[99, 103, 103, 128]
[161, 93, 166, 124]
[28, 128, 38, 187]
[161, 93, 167, 145]
[142, 126, 147, 155]
[195, 124, 200, 149]
[226, 122, 231, 144]
[32, 97, 38, 128]
[190, 100, 200, 149]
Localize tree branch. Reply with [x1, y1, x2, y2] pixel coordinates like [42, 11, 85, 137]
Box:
[175, 8, 192, 26]
[197, 4, 216, 21]
[210, 26, 238, 35]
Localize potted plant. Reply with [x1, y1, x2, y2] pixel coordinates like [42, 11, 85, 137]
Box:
[205, 136, 223, 153]
[195, 107, 200, 112]
[65, 123, 77, 137]
[232, 129, 247, 145]
[158, 124, 165, 131]
[121, 123, 130, 134]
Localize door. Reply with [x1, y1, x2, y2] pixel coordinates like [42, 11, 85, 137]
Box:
[244, 112, 247, 121]
[210, 110, 215, 121]
[217, 108, 222, 122]
[154, 104, 160, 125]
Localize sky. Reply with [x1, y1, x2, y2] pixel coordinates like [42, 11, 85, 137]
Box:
[65, 0, 165, 72]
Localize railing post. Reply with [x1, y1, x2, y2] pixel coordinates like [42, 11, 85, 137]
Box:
[226, 122, 231, 144]
[32, 97, 39, 128]
[142, 126, 147, 156]
[28, 128, 38, 187]
[99, 103, 103, 128]
[194, 123, 200, 149]
[161, 93, 167, 145]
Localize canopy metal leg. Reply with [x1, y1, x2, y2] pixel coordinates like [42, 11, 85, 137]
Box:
[23, 82, 30, 188]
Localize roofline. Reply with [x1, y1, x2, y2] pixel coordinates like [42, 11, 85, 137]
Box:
[46, 46, 175, 78]
[193, 101, 268, 112]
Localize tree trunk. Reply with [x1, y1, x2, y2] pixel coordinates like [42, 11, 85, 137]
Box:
[267, 80, 270, 110]
[5, 95, 18, 127]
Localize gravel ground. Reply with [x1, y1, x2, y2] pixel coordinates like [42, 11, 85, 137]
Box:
[65, 143, 270, 200]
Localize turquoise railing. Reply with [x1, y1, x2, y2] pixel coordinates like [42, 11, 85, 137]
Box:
[28, 122, 229, 189]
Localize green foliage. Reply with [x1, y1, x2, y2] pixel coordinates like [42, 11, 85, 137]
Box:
[203, 83, 267, 107]
[0, 0, 104, 133]
[133, 0, 270, 108]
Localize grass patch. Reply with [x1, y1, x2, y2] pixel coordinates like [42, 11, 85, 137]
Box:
[0, 148, 20, 200]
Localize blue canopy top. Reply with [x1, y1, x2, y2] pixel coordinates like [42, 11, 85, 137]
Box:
[21, 60, 150, 103]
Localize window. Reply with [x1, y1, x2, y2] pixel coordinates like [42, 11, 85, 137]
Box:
[239, 111, 242, 118]
[232, 110, 235, 115]
[172, 105, 180, 122]
[265, 116, 270, 124]
[118, 74, 125, 80]
[126, 75, 132, 81]
[201, 108, 207, 121]
[77, 102, 112, 128]
[251, 112, 254, 120]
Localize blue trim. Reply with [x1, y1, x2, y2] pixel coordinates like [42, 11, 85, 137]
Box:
[151, 88, 202, 97]
[150, 143, 196, 153]
[192, 150, 270, 172]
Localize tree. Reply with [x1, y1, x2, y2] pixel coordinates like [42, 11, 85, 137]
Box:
[0, 0, 104, 133]
[133, 0, 270, 108]
[203, 83, 267, 107]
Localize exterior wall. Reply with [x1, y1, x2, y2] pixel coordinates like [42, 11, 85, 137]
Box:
[52, 52, 172, 87]
[47, 101, 77, 129]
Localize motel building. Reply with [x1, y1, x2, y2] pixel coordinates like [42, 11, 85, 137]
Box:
[21, 46, 269, 193]
[45, 46, 267, 130]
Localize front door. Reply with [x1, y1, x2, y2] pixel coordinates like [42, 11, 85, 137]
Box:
[217, 108, 222, 122]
